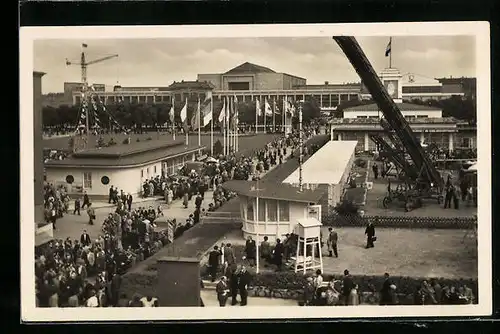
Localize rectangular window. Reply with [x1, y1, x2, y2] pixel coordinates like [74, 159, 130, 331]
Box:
[141, 169, 144, 178]
[247, 200, 254, 221]
[267, 199, 278, 221]
[462, 137, 471, 148]
[83, 172, 92, 189]
[147, 167, 150, 176]
[257, 198, 266, 221]
[278, 201, 289, 222]
[154, 166, 157, 173]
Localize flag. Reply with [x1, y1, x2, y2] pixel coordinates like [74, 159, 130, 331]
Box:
[255, 99, 262, 117]
[218, 97, 226, 123]
[274, 99, 280, 114]
[231, 95, 238, 128]
[202, 96, 213, 125]
[82, 43, 88, 48]
[264, 98, 273, 116]
[169, 102, 175, 123]
[180, 98, 188, 132]
[286, 98, 296, 117]
[385, 38, 392, 57]
[191, 98, 201, 130]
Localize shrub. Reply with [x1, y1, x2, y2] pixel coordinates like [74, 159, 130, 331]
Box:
[122, 138, 131, 145]
[334, 199, 359, 216]
[354, 158, 367, 168]
[250, 271, 478, 298]
[97, 137, 106, 148]
[136, 138, 141, 142]
[146, 137, 153, 141]
[108, 138, 117, 146]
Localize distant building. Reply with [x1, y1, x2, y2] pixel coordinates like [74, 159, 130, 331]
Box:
[330, 68, 476, 153]
[42, 92, 68, 107]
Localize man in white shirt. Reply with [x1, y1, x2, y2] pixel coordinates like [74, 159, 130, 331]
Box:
[86, 291, 99, 307]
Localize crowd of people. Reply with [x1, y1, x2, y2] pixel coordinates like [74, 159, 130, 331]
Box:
[43, 183, 72, 229]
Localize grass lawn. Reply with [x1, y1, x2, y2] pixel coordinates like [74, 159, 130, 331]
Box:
[223, 227, 477, 279]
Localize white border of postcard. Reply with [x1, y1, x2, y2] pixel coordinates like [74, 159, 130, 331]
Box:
[20, 22, 491, 321]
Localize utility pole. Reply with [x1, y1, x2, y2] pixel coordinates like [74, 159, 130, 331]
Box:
[66, 44, 118, 150]
[298, 100, 304, 192]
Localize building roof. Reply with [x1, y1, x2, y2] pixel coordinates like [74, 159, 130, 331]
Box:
[224, 62, 276, 75]
[329, 117, 458, 125]
[283, 141, 358, 185]
[222, 180, 324, 204]
[34, 71, 46, 77]
[168, 81, 214, 90]
[344, 102, 441, 112]
[292, 83, 362, 91]
[45, 140, 205, 168]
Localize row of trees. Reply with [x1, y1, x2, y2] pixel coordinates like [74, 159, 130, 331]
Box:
[42, 98, 322, 128]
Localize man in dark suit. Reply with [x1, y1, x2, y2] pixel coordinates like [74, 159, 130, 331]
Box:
[80, 230, 92, 247]
[82, 192, 90, 209]
[237, 265, 252, 306]
[379, 272, 394, 305]
[73, 197, 81, 216]
[208, 246, 222, 282]
[229, 264, 239, 306]
[127, 194, 133, 211]
[195, 193, 203, 210]
[327, 227, 338, 258]
[216, 276, 230, 307]
[365, 221, 376, 248]
[273, 238, 284, 271]
[341, 269, 355, 305]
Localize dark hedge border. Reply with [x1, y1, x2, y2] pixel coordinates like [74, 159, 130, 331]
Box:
[322, 213, 477, 229]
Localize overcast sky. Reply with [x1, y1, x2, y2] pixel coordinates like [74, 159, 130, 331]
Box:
[34, 36, 475, 94]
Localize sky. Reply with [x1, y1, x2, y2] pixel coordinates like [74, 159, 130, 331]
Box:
[34, 36, 476, 94]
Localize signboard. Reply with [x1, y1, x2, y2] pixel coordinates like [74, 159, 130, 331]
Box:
[307, 205, 322, 221]
[384, 80, 399, 99]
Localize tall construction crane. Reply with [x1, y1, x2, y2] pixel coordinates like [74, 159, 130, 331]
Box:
[66, 44, 118, 150]
[333, 36, 444, 211]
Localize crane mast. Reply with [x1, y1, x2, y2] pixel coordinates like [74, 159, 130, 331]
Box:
[66, 44, 118, 150]
[332, 36, 443, 191]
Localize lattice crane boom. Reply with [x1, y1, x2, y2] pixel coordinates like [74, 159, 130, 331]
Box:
[332, 36, 443, 190]
[65, 44, 119, 151]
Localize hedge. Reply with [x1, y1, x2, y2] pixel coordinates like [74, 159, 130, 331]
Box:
[249, 271, 478, 299]
[321, 213, 477, 230]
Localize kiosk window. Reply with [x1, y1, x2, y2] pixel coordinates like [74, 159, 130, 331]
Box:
[247, 201, 254, 221]
[267, 199, 277, 221]
[278, 201, 289, 221]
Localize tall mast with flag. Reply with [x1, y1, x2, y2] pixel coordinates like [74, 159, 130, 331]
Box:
[202, 92, 214, 156]
[282, 95, 287, 133]
[170, 96, 175, 140]
[264, 97, 273, 133]
[233, 94, 239, 152]
[218, 97, 226, 155]
[385, 37, 392, 68]
[180, 97, 188, 145]
[190, 96, 201, 148]
[255, 98, 261, 134]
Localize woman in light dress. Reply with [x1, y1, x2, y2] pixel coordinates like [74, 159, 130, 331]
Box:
[348, 284, 360, 306]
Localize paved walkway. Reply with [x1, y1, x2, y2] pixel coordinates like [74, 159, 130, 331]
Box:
[200, 289, 297, 307]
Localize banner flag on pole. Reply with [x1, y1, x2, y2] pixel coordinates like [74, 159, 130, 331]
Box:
[264, 98, 273, 116]
[191, 97, 201, 130]
[385, 38, 392, 57]
[202, 96, 213, 126]
[218, 97, 226, 123]
[256, 98, 262, 117]
[180, 98, 188, 133]
[169, 100, 175, 123]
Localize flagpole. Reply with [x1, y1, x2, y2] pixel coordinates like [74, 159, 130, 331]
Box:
[255, 98, 259, 134]
[223, 97, 227, 156]
[235, 98, 239, 152]
[255, 179, 260, 274]
[198, 97, 201, 149]
[226, 96, 230, 154]
[264, 98, 267, 134]
[172, 96, 176, 141]
[389, 37, 392, 68]
[272, 98, 276, 133]
[282, 96, 286, 133]
[185, 98, 189, 146]
[210, 96, 214, 156]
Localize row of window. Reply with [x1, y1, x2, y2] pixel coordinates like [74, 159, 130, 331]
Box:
[354, 115, 429, 119]
[65, 172, 109, 189]
[244, 199, 290, 222]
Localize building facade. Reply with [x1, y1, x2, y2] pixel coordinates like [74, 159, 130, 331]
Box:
[330, 68, 476, 153]
[69, 62, 473, 108]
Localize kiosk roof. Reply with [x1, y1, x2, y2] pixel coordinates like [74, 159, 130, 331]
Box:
[283, 140, 357, 185]
[222, 180, 324, 203]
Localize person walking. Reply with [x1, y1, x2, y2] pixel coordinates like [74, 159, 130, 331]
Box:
[86, 203, 95, 225]
[365, 221, 376, 249]
[208, 246, 222, 282]
[216, 276, 230, 307]
[327, 227, 338, 258]
[237, 265, 252, 306]
[73, 197, 81, 215]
